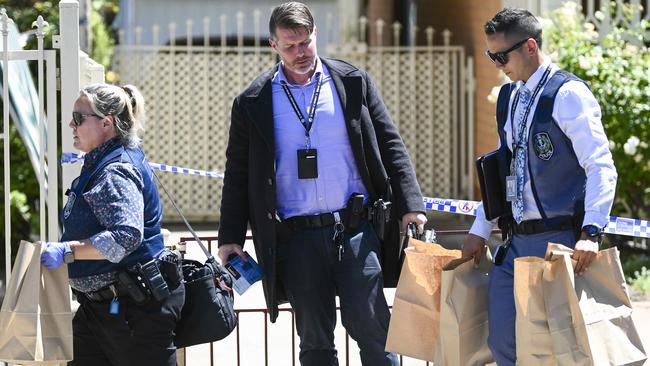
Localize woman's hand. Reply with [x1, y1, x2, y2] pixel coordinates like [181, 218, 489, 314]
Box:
[40, 241, 71, 269]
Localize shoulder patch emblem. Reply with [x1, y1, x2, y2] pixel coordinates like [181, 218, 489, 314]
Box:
[533, 132, 554, 161]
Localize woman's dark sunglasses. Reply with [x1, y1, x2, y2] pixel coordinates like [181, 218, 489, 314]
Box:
[485, 38, 529, 65]
[72, 112, 100, 126]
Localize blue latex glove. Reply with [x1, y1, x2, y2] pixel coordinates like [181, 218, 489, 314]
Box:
[41, 241, 70, 269]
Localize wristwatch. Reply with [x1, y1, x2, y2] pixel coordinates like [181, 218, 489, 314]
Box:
[63, 243, 75, 264]
[581, 225, 603, 239]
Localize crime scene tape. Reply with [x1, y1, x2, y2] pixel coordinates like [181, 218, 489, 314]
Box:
[61, 152, 225, 179]
[62, 152, 649, 239]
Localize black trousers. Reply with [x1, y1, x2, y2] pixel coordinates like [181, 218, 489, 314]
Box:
[69, 283, 185, 366]
[277, 220, 399, 366]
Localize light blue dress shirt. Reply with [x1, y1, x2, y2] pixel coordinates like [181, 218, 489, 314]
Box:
[273, 58, 369, 219]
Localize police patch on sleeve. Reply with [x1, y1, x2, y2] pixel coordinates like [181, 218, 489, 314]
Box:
[63, 191, 76, 219]
[533, 132, 554, 161]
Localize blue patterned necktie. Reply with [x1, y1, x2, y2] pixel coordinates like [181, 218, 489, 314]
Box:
[512, 86, 532, 224]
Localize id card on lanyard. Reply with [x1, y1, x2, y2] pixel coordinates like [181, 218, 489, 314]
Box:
[280, 72, 323, 179]
[505, 66, 551, 202]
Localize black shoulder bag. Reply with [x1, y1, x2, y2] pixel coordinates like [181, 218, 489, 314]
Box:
[153, 171, 237, 348]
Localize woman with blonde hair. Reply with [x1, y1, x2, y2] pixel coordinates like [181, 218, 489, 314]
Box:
[41, 84, 184, 366]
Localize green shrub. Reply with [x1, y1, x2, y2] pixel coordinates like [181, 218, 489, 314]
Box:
[91, 0, 116, 69]
[542, 2, 650, 222]
[628, 266, 650, 298]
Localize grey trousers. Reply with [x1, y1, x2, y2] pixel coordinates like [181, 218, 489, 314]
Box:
[277, 219, 399, 366]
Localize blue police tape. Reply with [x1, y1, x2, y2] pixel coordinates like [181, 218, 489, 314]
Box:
[62, 153, 649, 239]
[61, 152, 225, 179]
[422, 197, 649, 238]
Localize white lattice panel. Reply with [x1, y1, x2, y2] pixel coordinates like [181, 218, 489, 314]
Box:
[430, 52, 452, 197]
[398, 53, 418, 173]
[414, 52, 437, 196]
[325, 47, 463, 199]
[115, 42, 470, 220]
[117, 48, 278, 220]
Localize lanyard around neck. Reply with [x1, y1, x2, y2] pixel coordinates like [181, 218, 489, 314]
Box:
[280, 72, 323, 148]
[509, 65, 552, 145]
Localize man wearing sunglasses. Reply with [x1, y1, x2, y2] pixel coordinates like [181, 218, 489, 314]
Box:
[462, 8, 617, 365]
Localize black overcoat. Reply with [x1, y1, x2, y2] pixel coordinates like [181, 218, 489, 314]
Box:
[218, 58, 425, 322]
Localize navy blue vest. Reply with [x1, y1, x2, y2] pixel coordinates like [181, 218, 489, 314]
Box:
[61, 142, 164, 278]
[496, 70, 586, 226]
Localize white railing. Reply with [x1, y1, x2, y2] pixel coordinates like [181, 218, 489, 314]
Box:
[114, 13, 475, 221]
[0, 9, 58, 283]
[1, 0, 102, 283]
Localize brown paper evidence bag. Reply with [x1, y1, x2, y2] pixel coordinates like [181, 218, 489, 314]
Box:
[0, 241, 74, 365]
[514, 243, 647, 366]
[386, 238, 647, 366]
[385, 238, 493, 365]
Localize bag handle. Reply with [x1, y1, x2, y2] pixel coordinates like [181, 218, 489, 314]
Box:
[149, 165, 217, 266]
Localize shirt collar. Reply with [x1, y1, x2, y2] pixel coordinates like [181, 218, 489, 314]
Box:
[82, 138, 121, 171]
[273, 57, 323, 86]
[521, 57, 552, 92]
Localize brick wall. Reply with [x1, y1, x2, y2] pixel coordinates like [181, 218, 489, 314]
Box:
[367, 0, 395, 46]
[418, 0, 503, 195]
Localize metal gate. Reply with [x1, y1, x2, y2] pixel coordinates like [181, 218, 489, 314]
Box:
[0, 0, 103, 283]
[1, 9, 58, 283]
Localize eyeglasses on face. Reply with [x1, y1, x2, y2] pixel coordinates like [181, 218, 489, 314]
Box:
[72, 111, 101, 127]
[485, 38, 529, 65]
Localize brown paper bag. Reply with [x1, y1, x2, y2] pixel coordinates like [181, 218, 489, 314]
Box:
[385, 238, 461, 361]
[542, 248, 593, 366]
[0, 241, 74, 364]
[435, 249, 494, 366]
[544, 244, 647, 366]
[514, 256, 558, 365]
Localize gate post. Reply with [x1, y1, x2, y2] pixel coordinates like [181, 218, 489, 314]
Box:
[1, 8, 13, 283]
[58, 0, 81, 198]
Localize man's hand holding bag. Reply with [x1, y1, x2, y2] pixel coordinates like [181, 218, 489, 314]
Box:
[385, 238, 461, 361]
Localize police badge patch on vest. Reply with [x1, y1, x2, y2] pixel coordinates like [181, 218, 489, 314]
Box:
[533, 132, 554, 160]
[63, 191, 76, 219]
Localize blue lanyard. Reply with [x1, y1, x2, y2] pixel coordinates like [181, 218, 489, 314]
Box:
[280, 72, 323, 148]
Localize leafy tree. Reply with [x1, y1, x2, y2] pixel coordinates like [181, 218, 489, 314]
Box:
[544, 2, 650, 221]
[542, 2, 650, 274]
[0, 125, 40, 268]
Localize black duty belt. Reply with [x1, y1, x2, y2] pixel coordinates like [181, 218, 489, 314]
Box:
[283, 207, 368, 231]
[76, 283, 130, 302]
[511, 217, 575, 235]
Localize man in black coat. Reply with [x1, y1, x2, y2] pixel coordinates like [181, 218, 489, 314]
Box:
[218, 2, 426, 365]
